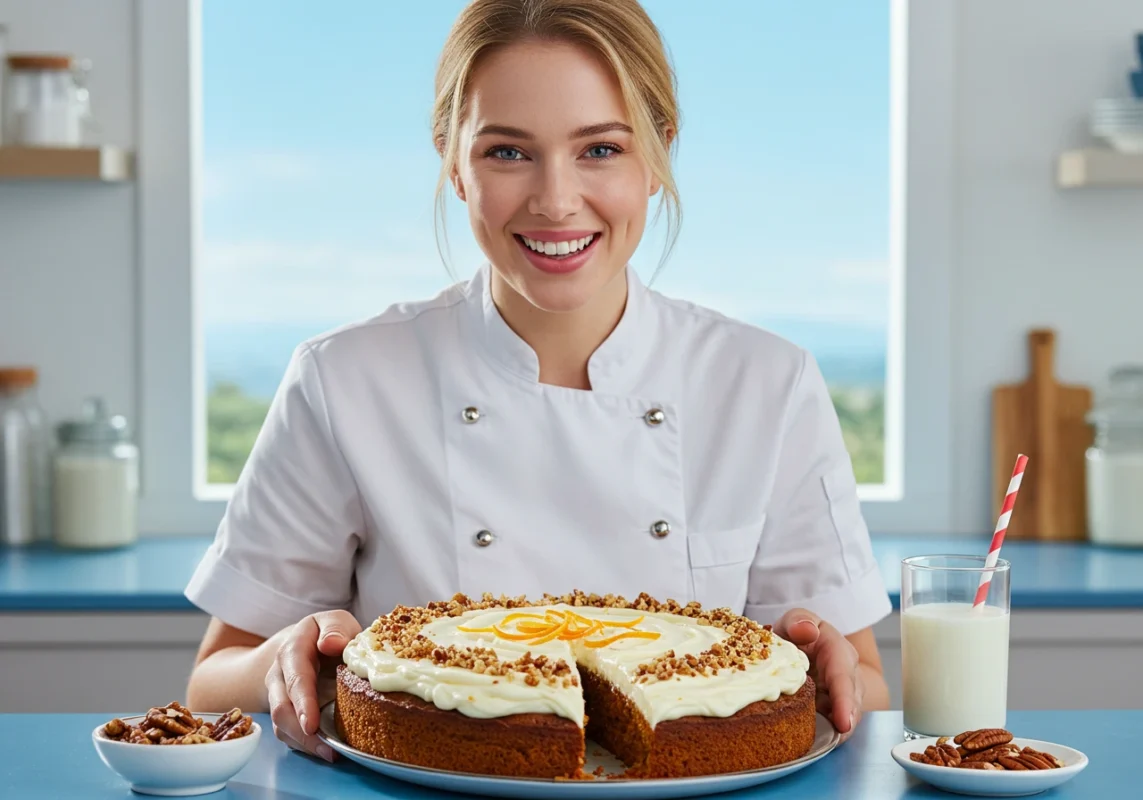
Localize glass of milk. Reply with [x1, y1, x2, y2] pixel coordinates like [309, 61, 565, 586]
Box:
[900, 555, 1011, 740]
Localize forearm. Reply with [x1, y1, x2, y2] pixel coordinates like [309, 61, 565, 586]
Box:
[859, 660, 890, 711]
[186, 627, 289, 712]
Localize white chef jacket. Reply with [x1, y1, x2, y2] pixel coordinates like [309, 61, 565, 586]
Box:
[185, 264, 891, 639]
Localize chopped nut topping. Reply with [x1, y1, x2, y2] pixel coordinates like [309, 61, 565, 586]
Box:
[365, 590, 775, 685]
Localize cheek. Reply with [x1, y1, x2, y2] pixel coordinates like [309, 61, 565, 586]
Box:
[466, 175, 518, 235]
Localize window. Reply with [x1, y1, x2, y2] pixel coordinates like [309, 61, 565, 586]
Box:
[198, 0, 898, 491]
[138, 0, 954, 535]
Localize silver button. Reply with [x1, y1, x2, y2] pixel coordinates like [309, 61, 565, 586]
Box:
[644, 408, 665, 426]
[650, 520, 671, 538]
[462, 406, 481, 424]
[474, 529, 494, 547]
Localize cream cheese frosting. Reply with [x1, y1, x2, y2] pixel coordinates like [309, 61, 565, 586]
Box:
[342, 603, 809, 728]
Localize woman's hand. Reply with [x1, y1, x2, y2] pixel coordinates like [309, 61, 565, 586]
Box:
[266, 610, 362, 761]
[774, 608, 864, 740]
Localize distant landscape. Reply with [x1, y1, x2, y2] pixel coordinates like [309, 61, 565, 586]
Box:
[204, 318, 886, 485]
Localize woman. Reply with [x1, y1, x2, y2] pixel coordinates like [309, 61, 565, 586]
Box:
[185, 0, 892, 763]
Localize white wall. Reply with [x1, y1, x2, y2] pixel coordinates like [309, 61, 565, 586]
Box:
[1, 0, 1142, 535]
[0, 0, 136, 432]
[950, 0, 1143, 531]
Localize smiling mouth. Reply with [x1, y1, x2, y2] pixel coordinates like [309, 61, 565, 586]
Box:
[513, 232, 602, 259]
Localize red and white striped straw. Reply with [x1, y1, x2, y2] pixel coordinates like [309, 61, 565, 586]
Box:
[973, 454, 1029, 608]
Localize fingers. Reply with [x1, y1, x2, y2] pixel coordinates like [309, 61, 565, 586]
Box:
[775, 608, 823, 646]
[815, 623, 860, 735]
[314, 610, 362, 658]
[267, 662, 334, 762]
[277, 617, 323, 736]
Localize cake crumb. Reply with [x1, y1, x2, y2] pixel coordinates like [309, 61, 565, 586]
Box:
[592, 765, 606, 777]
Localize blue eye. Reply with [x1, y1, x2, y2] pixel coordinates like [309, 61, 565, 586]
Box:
[487, 146, 525, 161]
[585, 144, 622, 159]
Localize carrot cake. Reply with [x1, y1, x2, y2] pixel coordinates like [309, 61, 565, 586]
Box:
[335, 591, 815, 779]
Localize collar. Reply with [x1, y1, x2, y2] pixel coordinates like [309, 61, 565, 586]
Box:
[463, 263, 652, 394]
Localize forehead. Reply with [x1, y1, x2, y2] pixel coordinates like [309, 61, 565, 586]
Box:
[464, 40, 629, 132]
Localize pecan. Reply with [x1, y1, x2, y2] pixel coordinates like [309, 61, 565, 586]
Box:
[145, 727, 165, 743]
[915, 744, 962, 766]
[207, 707, 254, 741]
[218, 716, 253, 741]
[998, 755, 1030, 770]
[103, 719, 127, 738]
[1021, 747, 1064, 768]
[146, 706, 196, 736]
[180, 733, 215, 745]
[959, 761, 1002, 770]
[936, 736, 951, 746]
[963, 743, 1020, 763]
[961, 728, 1014, 752]
[1017, 752, 1057, 770]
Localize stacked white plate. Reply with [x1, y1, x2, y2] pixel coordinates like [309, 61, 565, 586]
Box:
[1091, 97, 1143, 153]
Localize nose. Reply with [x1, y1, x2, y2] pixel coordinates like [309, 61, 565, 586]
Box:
[527, 158, 583, 221]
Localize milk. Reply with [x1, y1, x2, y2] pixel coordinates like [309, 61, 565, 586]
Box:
[901, 603, 1010, 736]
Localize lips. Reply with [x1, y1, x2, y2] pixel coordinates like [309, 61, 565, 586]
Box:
[513, 232, 602, 275]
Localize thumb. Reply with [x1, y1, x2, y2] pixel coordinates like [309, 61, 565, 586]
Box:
[314, 611, 359, 656]
[777, 609, 822, 646]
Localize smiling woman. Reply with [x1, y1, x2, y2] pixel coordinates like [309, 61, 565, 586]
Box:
[196, 0, 896, 494]
[184, 0, 892, 772]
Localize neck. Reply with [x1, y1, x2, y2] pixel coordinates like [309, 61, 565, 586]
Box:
[490, 268, 629, 390]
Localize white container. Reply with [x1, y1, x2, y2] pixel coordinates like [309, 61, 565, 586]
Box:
[4, 53, 89, 147]
[53, 397, 138, 549]
[1086, 366, 1143, 547]
[92, 713, 261, 796]
[900, 555, 1011, 739]
[1, 367, 52, 546]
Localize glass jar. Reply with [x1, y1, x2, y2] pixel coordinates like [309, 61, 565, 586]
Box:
[1, 367, 52, 546]
[1085, 366, 1143, 547]
[53, 397, 139, 549]
[3, 53, 90, 147]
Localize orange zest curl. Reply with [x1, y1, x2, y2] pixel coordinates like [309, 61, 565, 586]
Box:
[457, 609, 661, 647]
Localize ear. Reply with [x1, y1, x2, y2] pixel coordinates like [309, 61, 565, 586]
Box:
[452, 170, 467, 203]
[650, 127, 676, 196]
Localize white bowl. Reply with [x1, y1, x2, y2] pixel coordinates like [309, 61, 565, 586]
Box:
[891, 736, 1088, 797]
[92, 713, 261, 796]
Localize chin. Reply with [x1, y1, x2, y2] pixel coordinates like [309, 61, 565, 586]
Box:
[514, 275, 601, 314]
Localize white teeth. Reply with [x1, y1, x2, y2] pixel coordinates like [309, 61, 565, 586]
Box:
[520, 233, 596, 255]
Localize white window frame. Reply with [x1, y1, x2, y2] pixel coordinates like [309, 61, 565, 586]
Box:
[136, 0, 954, 536]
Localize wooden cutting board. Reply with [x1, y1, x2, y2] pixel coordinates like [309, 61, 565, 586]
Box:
[991, 329, 1093, 540]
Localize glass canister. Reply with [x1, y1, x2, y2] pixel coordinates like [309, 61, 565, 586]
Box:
[1, 367, 52, 546]
[1086, 366, 1143, 547]
[53, 397, 139, 549]
[3, 53, 90, 147]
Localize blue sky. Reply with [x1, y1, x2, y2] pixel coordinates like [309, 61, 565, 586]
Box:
[200, 1, 890, 365]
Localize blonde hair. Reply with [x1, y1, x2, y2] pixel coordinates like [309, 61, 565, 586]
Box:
[432, 0, 681, 277]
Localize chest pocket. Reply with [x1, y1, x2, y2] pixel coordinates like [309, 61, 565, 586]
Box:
[686, 519, 764, 612]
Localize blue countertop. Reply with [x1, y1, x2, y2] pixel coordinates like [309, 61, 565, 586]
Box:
[2, 535, 1143, 612]
[1, 711, 1132, 798]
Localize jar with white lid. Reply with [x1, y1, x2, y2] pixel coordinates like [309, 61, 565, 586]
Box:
[1086, 366, 1143, 547]
[53, 397, 138, 549]
[3, 53, 91, 147]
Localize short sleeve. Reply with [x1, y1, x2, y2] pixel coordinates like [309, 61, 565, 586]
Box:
[184, 342, 365, 638]
[744, 350, 891, 636]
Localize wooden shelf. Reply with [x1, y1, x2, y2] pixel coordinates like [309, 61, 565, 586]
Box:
[1057, 148, 1143, 188]
[0, 146, 134, 182]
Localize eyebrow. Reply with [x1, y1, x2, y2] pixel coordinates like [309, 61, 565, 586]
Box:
[472, 121, 634, 140]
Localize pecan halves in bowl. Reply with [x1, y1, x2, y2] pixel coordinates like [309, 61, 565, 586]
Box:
[912, 743, 962, 766]
[956, 728, 1015, 752]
